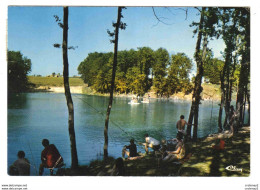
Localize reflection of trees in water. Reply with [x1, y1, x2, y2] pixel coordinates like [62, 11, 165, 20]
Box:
[8, 93, 28, 109]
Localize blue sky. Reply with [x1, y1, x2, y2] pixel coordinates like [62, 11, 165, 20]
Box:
[8, 6, 225, 76]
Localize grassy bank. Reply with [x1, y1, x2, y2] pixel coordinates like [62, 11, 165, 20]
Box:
[28, 76, 84, 87]
[61, 126, 250, 176]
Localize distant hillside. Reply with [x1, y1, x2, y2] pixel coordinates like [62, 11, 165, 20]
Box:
[28, 76, 84, 87]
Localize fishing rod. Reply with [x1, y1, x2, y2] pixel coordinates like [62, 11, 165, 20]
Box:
[73, 94, 148, 152]
[73, 94, 136, 140]
[27, 141, 38, 175]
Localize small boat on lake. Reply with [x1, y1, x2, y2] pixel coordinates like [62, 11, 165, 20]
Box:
[128, 101, 140, 105]
[128, 97, 140, 105]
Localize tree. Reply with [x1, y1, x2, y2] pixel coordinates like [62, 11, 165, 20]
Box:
[62, 6, 78, 169]
[104, 7, 126, 159]
[235, 8, 250, 129]
[167, 53, 193, 95]
[214, 8, 250, 132]
[187, 7, 219, 140]
[215, 8, 240, 132]
[115, 50, 137, 94]
[78, 52, 113, 87]
[203, 54, 224, 85]
[54, 7, 79, 169]
[8, 50, 31, 93]
[153, 48, 169, 97]
[136, 47, 155, 94]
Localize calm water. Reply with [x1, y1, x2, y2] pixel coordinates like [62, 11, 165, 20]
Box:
[8, 92, 238, 175]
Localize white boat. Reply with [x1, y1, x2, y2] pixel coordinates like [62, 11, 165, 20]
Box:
[128, 100, 140, 105]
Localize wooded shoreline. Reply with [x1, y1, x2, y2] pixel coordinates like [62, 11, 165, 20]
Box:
[28, 83, 225, 101]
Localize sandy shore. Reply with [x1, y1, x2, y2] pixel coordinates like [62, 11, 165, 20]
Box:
[33, 85, 222, 101]
[35, 86, 83, 94]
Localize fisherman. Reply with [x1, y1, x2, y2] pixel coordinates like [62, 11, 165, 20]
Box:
[143, 133, 160, 153]
[39, 139, 63, 175]
[9, 151, 30, 176]
[122, 139, 138, 158]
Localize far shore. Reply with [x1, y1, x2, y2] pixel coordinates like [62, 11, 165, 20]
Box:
[30, 85, 224, 101]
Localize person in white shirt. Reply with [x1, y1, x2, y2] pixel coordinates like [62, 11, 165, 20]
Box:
[143, 133, 160, 153]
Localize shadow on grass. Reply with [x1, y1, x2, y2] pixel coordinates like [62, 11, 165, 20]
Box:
[180, 126, 250, 177]
[61, 126, 250, 177]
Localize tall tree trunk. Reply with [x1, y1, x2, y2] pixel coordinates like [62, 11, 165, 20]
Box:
[221, 50, 232, 130]
[62, 6, 78, 169]
[192, 34, 208, 140]
[228, 53, 238, 104]
[187, 7, 205, 140]
[236, 11, 250, 129]
[218, 71, 225, 132]
[104, 7, 122, 159]
[223, 60, 231, 129]
[247, 91, 250, 125]
[242, 90, 247, 123]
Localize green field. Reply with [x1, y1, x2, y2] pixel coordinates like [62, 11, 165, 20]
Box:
[28, 76, 85, 87]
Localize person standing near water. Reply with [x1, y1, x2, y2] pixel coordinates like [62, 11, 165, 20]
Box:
[176, 115, 188, 135]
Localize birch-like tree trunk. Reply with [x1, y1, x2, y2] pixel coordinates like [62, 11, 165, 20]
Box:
[104, 7, 123, 159]
[62, 6, 78, 169]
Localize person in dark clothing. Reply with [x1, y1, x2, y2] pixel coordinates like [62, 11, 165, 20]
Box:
[39, 139, 63, 175]
[122, 139, 138, 158]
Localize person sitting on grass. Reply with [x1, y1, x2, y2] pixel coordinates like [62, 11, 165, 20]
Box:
[122, 139, 143, 160]
[143, 133, 161, 154]
[9, 150, 30, 176]
[122, 139, 137, 158]
[162, 132, 186, 162]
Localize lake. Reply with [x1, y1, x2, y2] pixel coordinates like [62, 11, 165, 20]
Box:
[7, 92, 240, 175]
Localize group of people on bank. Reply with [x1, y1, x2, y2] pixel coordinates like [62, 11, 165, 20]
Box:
[122, 115, 190, 162]
[9, 139, 64, 176]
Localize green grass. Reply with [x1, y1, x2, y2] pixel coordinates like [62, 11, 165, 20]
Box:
[28, 76, 84, 87]
[61, 126, 250, 176]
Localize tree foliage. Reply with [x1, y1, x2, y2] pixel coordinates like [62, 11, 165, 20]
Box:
[8, 50, 32, 93]
[167, 53, 193, 95]
[203, 50, 224, 84]
[77, 48, 195, 97]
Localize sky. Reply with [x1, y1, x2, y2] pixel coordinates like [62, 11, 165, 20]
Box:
[7, 6, 226, 77]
